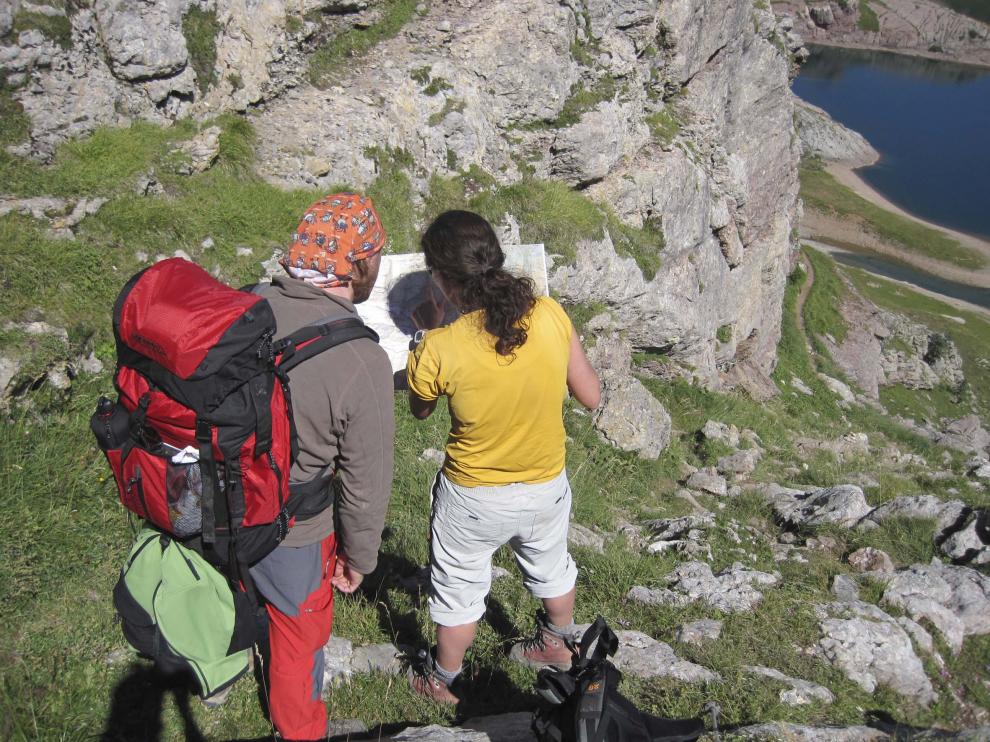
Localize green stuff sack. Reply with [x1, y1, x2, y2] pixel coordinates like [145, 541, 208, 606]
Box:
[113, 527, 257, 698]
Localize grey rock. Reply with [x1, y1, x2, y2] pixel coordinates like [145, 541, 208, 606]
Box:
[940, 511, 990, 565]
[175, 126, 222, 175]
[201, 237, 215, 249]
[104, 647, 132, 665]
[768, 484, 872, 528]
[550, 101, 632, 186]
[861, 495, 967, 536]
[742, 665, 835, 706]
[568, 522, 605, 553]
[593, 374, 671, 459]
[351, 642, 402, 676]
[0, 2, 16, 38]
[882, 561, 990, 654]
[419, 447, 445, 465]
[808, 4, 836, 28]
[95, 0, 189, 82]
[848, 547, 895, 573]
[818, 373, 856, 403]
[817, 601, 936, 706]
[686, 468, 727, 495]
[806, 535, 840, 554]
[4, 320, 68, 342]
[235, 246, 252, 257]
[794, 97, 878, 164]
[970, 460, 990, 480]
[77, 351, 104, 375]
[733, 722, 888, 741]
[701, 419, 740, 447]
[663, 561, 779, 613]
[391, 726, 491, 742]
[832, 574, 860, 602]
[327, 719, 369, 737]
[0, 355, 22, 396]
[322, 635, 353, 687]
[937, 415, 990, 454]
[789, 375, 815, 396]
[675, 618, 723, 646]
[626, 585, 689, 607]
[717, 448, 761, 475]
[644, 513, 715, 542]
[612, 630, 720, 683]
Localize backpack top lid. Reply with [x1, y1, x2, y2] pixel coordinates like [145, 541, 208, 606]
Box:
[114, 258, 273, 381]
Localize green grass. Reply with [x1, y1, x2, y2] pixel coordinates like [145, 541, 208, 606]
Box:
[799, 159, 986, 270]
[523, 76, 617, 130]
[645, 107, 680, 147]
[843, 266, 990, 419]
[424, 171, 663, 278]
[182, 7, 220, 95]
[308, 0, 420, 88]
[858, 0, 881, 31]
[1, 111, 987, 739]
[11, 8, 73, 49]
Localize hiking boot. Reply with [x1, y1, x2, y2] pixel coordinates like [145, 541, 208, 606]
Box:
[407, 650, 458, 705]
[509, 610, 577, 670]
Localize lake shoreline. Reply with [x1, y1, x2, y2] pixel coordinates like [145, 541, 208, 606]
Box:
[805, 38, 990, 72]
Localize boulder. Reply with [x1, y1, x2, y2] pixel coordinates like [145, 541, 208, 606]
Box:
[848, 547, 895, 573]
[742, 665, 835, 706]
[568, 522, 606, 553]
[716, 448, 761, 475]
[94, 0, 189, 82]
[611, 630, 720, 683]
[767, 484, 872, 529]
[793, 98, 878, 165]
[675, 618, 723, 646]
[882, 561, 990, 654]
[939, 510, 990, 565]
[628, 561, 779, 613]
[550, 100, 631, 186]
[593, 375, 672, 459]
[175, 126, 222, 175]
[322, 635, 354, 687]
[701, 420, 740, 447]
[937, 415, 990, 454]
[350, 643, 402, 676]
[816, 601, 936, 706]
[686, 468, 728, 495]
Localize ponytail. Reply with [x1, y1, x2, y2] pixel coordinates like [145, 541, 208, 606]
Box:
[421, 211, 537, 357]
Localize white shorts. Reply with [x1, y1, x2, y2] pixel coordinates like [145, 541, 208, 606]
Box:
[428, 469, 578, 626]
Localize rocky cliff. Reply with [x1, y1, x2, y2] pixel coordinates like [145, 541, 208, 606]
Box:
[774, 0, 990, 67]
[2, 0, 802, 390]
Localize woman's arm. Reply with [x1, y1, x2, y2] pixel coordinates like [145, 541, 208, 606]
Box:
[409, 392, 438, 420]
[566, 325, 601, 410]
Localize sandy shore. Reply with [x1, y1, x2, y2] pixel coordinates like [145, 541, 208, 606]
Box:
[806, 38, 990, 72]
[804, 238, 990, 320]
[801, 158, 990, 290]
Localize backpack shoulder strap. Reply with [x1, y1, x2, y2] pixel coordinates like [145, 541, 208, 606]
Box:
[276, 316, 380, 374]
[576, 616, 619, 668]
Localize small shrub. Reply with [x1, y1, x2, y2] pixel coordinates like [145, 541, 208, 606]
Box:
[308, 0, 418, 88]
[716, 324, 733, 344]
[427, 97, 466, 126]
[645, 107, 680, 146]
[858, 0, 880, 32]
[182, 7, 220, 95]
[12, 9, 73, 50]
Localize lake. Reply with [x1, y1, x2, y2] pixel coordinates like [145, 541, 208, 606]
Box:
[793, 45, 990, 241]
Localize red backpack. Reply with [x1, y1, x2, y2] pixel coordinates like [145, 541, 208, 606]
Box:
[92, 257, 378, 567]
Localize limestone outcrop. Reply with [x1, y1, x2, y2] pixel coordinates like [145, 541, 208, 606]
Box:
[3, 0, 802, 384]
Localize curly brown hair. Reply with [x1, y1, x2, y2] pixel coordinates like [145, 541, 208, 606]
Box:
[421, 210, 536, 356]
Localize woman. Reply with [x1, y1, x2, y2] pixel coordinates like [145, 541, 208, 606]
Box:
[406, 210, 601, 704]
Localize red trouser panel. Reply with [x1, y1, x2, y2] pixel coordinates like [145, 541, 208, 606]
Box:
[265, 533, 336, 741]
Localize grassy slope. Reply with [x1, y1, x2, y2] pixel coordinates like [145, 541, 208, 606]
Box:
[799, 159, 987, 270]
[0, 116, 988, 739]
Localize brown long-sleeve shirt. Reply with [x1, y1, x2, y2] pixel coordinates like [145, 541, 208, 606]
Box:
[260, 276, 394, 575]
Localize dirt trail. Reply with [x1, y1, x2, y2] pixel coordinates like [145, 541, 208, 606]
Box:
[795, 252, 816, 341]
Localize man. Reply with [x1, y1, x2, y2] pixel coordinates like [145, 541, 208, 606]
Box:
[249, 193, 395, 741]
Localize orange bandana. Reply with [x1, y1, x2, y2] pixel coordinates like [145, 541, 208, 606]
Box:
[282, 193, 387, 287]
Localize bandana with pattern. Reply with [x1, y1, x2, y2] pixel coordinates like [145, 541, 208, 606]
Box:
[282, 193, 387, 288]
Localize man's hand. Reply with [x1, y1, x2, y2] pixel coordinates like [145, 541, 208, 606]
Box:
[331, 554, 364, 593]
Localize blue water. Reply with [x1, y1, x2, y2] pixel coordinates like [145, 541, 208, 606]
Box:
[793, 45, 990, 240]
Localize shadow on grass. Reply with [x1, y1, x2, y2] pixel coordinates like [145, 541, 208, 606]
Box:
[100, 663, 206, 742]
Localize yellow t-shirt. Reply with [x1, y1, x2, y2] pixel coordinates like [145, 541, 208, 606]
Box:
[406, 296, 572, 487]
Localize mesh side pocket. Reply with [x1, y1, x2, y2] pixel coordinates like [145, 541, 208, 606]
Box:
[166, 461, 203, 537]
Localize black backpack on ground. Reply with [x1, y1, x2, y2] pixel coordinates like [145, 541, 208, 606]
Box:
[532, 617, 707, 742]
